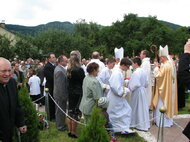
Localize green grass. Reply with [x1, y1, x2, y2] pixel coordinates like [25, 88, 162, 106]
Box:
[178, 93, 190, 114]
[39, 93, 190, 142]
[39, 122, 146, 142]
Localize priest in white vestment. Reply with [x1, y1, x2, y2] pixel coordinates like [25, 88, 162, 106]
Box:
[140, 50, 152, 108]
[153, 45, 178, 127]
[107, 58, 134, 134]
[128, 57, 150, 131]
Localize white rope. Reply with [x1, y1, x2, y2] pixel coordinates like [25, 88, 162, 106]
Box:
[163, 114, 185, 131]
[32, 95, 45, 103]
[106, 115, 159, 131]
[47, 92, 181, 132]
[172, 120, 184, 131]
[47, 93, 86, 126]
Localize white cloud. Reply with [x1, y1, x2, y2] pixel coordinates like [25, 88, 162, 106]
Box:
[0, 0, 189, 26]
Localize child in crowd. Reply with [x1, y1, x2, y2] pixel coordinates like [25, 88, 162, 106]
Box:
[98, 97, 120, 142]
[28, 69, 41, 104]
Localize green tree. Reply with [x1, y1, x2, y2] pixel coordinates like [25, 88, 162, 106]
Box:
[13, 87, 40, 142]
[78, 108, 110, 142]
[34, 29, 73, 57]
[0, 35, 15, 59]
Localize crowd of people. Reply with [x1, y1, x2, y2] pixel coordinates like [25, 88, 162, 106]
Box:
[0, 38, 190, 142]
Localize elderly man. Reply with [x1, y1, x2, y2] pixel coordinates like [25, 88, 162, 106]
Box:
[153, 46, 178, 127]
[0, 57, 27, 142]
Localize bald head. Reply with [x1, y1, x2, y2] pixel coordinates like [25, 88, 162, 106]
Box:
[92, 51, 100, 59]
[0, 57, 12, 84]
[0, 57, 11, 67]
[184, 39, 190, 53]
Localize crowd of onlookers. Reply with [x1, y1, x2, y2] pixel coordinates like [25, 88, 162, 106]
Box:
[6, 40, 190, 141]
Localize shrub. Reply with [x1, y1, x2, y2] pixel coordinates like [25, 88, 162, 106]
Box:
[13, 87, 40, 142]
[78, 108, 110, 142]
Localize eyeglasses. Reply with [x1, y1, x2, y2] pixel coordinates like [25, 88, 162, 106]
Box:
[0, 70, 12, 73]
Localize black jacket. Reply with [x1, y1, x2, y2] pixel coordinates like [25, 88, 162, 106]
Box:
[177, 53, 190, 89]
[0, 78, 25, 142]
[44, 62, 55, 95]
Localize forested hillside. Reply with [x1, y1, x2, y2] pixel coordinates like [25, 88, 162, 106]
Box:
[5, 21, 75, 35]
[1, 14, 190, 60]
[5, 18, 182, 36]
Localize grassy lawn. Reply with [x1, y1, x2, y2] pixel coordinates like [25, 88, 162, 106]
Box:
[40, 122, 146, 142]
[39, 93, 190, 142]
[178, 93, 190, 114]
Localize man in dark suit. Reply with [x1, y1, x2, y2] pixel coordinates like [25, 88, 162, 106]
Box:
[44, 53, 56, 121]
[54, 55, 68, 131]
[178, 39, 190, 108]
[0, 57, 27, 142]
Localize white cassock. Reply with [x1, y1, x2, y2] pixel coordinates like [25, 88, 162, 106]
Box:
[97, 67, 112, 97]
[107, 68, 131, 132]
[154, 97, 173, 127]
[128, 68, 150, 131]
[141, 57, 152, 107]
[87, 59, 105, 73]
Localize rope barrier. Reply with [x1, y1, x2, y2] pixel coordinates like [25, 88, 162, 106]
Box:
[47, 92, 86, 126]
[32, 95, 45, 103]
[172, 120, 184, 131]
[47, 92, 162, 131]
[46, 91, 187, 133]
[106, 115, 159, 131]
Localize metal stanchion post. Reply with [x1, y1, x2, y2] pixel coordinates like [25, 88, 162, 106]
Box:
[157, 106, 167, 142]
[17, 129, 21, 142]
[36, 104, 39, 111]
[45, 88, 50, 121]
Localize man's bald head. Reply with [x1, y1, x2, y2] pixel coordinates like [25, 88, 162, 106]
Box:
[0, 57, 11, 66]
[0, 57, 12, 84]
[92, 51, 100, 59]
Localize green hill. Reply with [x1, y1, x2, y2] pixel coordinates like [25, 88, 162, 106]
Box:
[160, 20, 181, 30]
[5, 21, 75, 36]
[4, 19, 182, 36]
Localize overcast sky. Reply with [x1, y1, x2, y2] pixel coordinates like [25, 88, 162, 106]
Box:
[0, 0, 189, 27]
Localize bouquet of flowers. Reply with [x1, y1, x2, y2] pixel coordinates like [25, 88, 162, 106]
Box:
[37, 112, 49, 130]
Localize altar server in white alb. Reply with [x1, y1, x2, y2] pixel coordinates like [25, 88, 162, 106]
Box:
[153, 45, 178, 127]
[98, 58, 116, 97]
[128, 57, 150, 131]
[107, 58, 134, 134]
[140, 50, 152, 108]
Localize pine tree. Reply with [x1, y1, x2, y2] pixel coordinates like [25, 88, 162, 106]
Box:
[78, 108, 110, 142]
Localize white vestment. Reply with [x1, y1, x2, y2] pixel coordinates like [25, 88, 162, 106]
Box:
[107, 68, 131, 132]
[128, 68, 150, 131]
[154, 96, 173, 127]
[141, 58, 152, 107]
[87, 59, 105, 73]
[97, 67, 112, 97]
